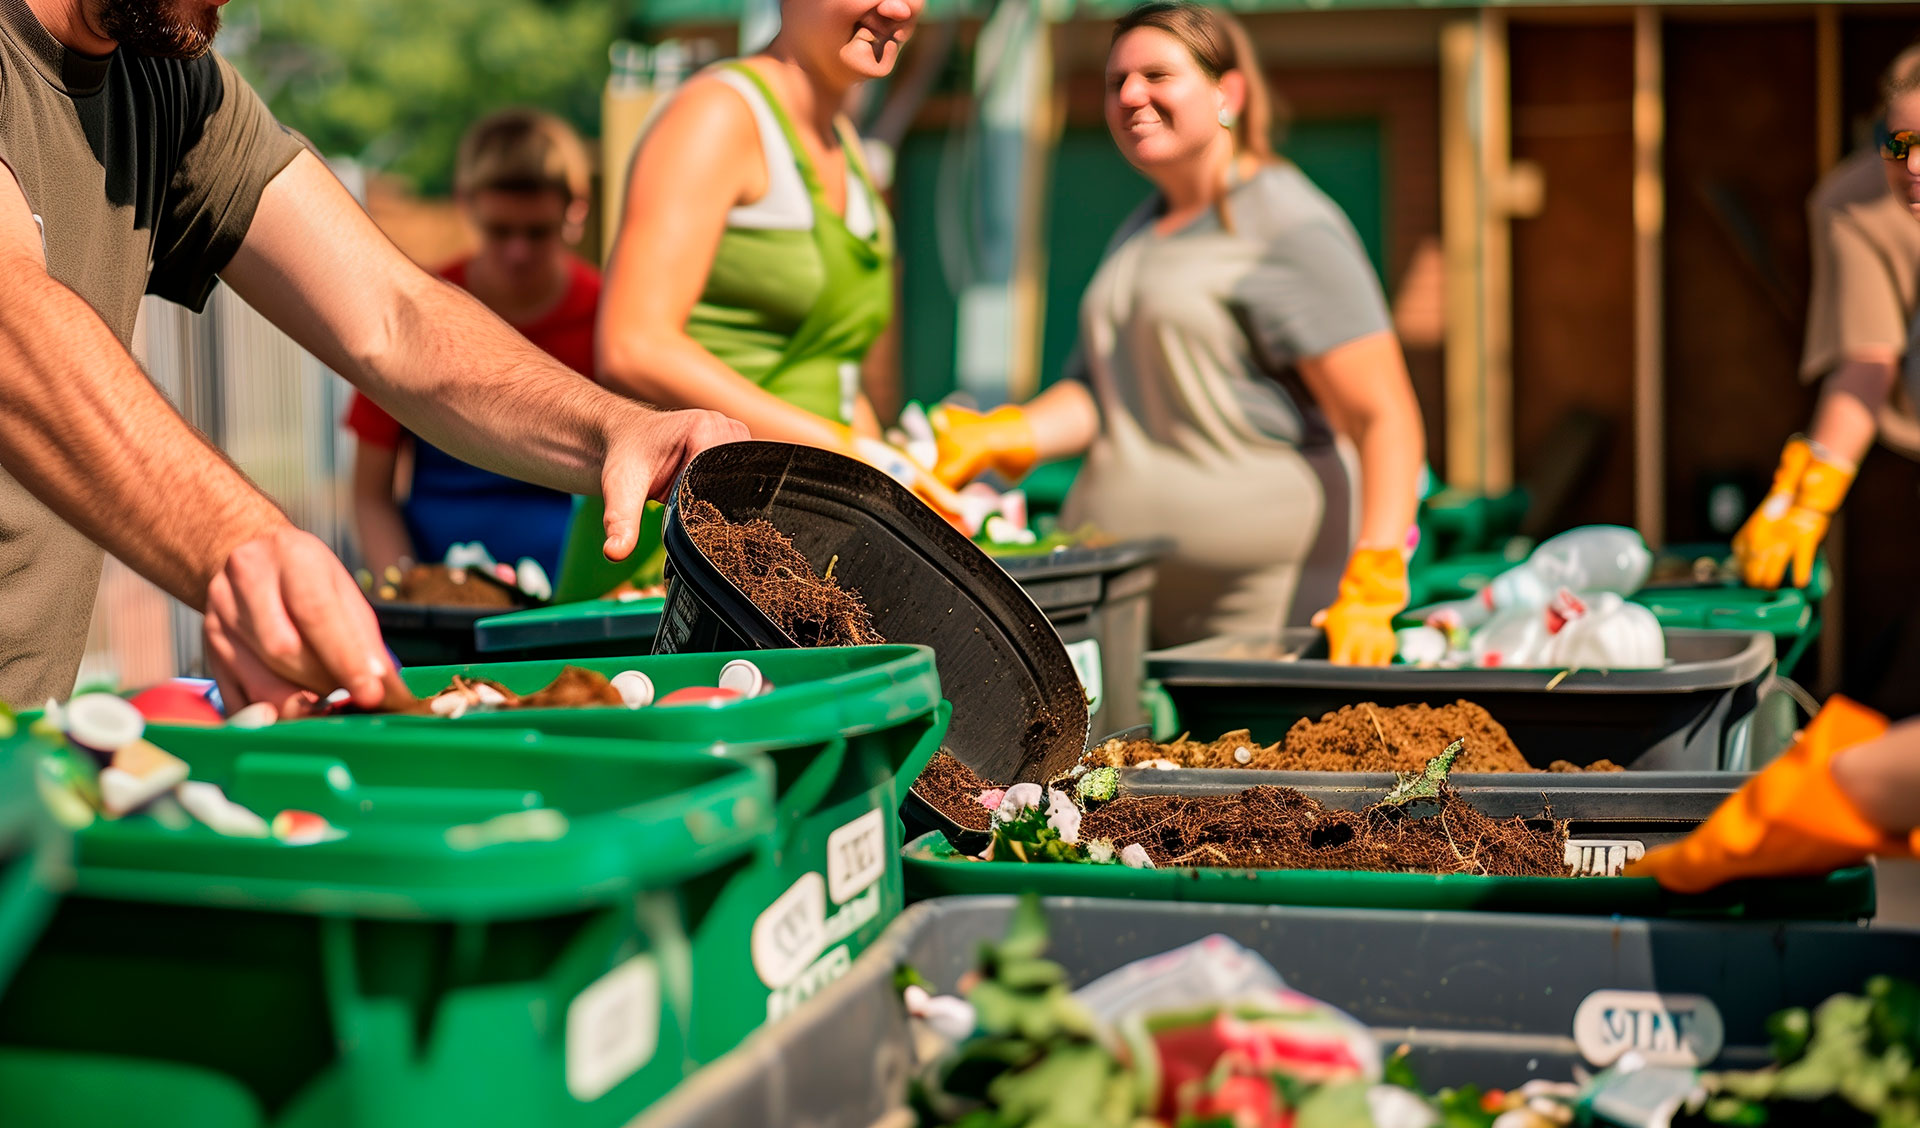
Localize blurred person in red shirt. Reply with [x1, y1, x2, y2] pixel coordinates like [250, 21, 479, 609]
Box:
[345, 109, 599, 578]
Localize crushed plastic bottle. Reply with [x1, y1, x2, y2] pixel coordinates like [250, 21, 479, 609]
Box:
[1421, 525, 1653, 632]
[1542, 590, 1665, 669]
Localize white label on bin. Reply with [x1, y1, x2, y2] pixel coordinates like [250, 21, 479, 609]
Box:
[1065, 638, 1103, 714]
[565, 955, 660, 1102]
[752, 871, 828, 989]
[827, 809, 888, 904]
[1564, 839, 1646, 877]
[1573, 990, 1724, 1069]
[766, 944, 854, 1023]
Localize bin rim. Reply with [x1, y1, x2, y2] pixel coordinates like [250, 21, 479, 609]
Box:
[472, 596, 665, 654]
[1148, 628, 1774, 694]
[14, 721, 773, 921]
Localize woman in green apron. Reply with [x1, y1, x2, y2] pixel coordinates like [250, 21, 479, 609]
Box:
[597, 0, 922, 457]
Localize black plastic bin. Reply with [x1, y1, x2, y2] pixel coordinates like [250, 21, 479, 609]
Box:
[992, 539, 1168, 737]
[636, 895, 1920, 1128]
[652, 441, 1088, 785]
[370, 602, 494, 666]
[1147, 628, 1775, 771]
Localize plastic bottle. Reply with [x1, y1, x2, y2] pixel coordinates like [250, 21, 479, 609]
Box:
[1421, 525, 1653, 632]
[1468, 606, 1551, 668]
[1542, 591, 1666, 669]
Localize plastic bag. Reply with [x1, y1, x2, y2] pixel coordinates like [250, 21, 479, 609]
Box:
[1074, 935, 1383, 1126]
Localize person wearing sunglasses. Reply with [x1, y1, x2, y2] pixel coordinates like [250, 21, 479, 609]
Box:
[1733, 44, 1920, 591]
[344, 110, 602, 580]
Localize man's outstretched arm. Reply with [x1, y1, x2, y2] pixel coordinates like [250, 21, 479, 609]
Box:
[0, 162, 399, 713]
[221, 151, 746, 563]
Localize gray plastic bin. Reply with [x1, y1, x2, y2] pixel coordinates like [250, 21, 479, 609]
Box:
[1148, 628, 1776, 770]
[994, 539, 1168, 738]
[637, 896, 1920, 1128]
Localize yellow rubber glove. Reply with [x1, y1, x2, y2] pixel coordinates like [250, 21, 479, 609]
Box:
[929, 404, 1039, 489]
[1313, 548, 1408, 667]
[1625, 697, 1911, 893]
[1732, 437, 1852, 590]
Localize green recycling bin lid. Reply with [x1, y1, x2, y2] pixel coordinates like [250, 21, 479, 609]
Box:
[18, 720, 771, 920]
[473, 596, 664, 655]
[903, 833, 1875, 920]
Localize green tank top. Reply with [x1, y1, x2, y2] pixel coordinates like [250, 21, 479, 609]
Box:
[687, 62, 895, 424]
[555, 62, 896, 601]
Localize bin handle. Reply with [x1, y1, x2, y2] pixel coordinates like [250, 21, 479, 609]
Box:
[771, 735, 850, 828]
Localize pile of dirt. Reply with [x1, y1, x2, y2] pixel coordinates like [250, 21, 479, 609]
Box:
[914, 752, 995, 832]
[682, 499, 885, 648]
[1078, 787, 1569, 877]
[378, 563, 521, 609]
[1087, 701, 1623, 773]
[334, 666, 622, 717]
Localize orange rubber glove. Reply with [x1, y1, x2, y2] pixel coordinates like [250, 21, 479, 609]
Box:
[1625, 697, 1912, 893]
[1313, 548, 1408, 667]
[844, 434, 971, 530]
[1732, 437, 1852, 591]
[929, 404, 1039, 489]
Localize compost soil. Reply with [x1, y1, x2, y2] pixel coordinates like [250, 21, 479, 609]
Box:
[682, 499, 885, 648]
[910, 755, 1570, 876]
[1078, 787, 1568, 877]
[916, 752, 996, 832]
[379, 563, 520, 609]
[1088, 701, 1623, 773]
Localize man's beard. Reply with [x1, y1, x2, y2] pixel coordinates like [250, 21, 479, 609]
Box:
[97, 0, 220, 60]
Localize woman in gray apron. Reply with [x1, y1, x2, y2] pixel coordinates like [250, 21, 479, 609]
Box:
[934, 2, 1426, 663]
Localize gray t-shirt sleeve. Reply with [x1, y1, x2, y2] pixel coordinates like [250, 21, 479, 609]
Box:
[1235, 217, 1391, 364]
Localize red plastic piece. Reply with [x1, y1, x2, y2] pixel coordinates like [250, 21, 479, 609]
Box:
[127, 683, 224, 726]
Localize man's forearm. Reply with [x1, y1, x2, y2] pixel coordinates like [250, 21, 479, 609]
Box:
[0, 268, 287, 608]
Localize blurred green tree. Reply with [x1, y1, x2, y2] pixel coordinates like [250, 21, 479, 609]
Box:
[221, 0, 622, 194]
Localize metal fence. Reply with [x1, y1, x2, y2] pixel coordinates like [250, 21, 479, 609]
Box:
[76, 286, 357, 690]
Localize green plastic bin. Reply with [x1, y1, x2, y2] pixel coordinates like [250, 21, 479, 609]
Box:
[1419, 487, 1530, 557]
[902, 833, 1872, 920]
[368, 645, 950, 1061]
[0, 736, 68, 993]
[474, 597, 665, 661]
[0, 721, 772, 1127]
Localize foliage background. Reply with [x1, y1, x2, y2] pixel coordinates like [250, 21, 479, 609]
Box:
[220, 0, 627, 195]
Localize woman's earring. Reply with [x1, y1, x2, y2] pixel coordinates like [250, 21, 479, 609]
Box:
[1218, 108, 1236, 129]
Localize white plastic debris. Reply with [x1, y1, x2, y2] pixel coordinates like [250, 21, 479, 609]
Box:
[515, 558, 552, 602]
[1233, 746, 1253, 765]
[64, 693, 146, 754]
[444, 542, 497, 572]
[717, 659, 769, 698]
[429, 694, 469, 719]
[226, 702, 278, 729]
[177, 780, 270, 837]
[471, 684, 509, 708]
[611, 670, 656, 709]
[1119, 843, 1155, 869]
[1142, 758, 1180, 771]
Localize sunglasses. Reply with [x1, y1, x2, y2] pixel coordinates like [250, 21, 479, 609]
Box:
[1878, 121, 1920, 161]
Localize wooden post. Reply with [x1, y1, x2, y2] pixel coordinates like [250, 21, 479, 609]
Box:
[1632, 6, 1665, 548]
[1441, 18, 1485, 492]
[1479, 10, 1514, 495]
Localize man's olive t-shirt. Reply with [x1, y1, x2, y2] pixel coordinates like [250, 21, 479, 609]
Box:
[0, 0, 304, 703]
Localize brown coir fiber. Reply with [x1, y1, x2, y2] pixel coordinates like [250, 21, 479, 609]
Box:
[1078, 787, 1569, 877]
[1091, 701, 1568, 773]
[682, 499, 885, 648]
[914, 752, 995, 831]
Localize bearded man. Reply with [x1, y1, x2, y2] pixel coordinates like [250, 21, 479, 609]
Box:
[0, 0, 746, 713]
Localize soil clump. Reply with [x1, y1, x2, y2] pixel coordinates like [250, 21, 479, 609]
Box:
[378, 563, 520, 609]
